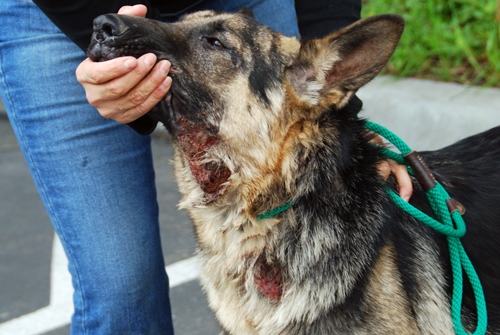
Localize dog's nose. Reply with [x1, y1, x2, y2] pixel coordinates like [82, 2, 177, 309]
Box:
[92, 14, 129, 43]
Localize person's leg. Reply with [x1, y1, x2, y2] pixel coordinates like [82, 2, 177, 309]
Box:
[0, 1, 173, 334]
[188, 0, 299, 38]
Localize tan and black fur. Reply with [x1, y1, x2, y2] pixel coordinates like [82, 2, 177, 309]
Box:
[88, 10, 500, 334]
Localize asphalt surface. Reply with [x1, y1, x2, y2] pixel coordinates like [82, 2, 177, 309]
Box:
[1, 76, 499, 334]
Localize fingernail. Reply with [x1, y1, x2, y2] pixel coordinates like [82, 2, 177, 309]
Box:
[402, 195, 410, 202]
[159, 61, 171, 76]
[160, 76, 172, 90]
[144, 53, 157, 68]
[124, 58, 137, 70]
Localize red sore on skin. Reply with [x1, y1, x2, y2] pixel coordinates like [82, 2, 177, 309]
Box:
[254, 263, 282, 301]
[176, 117, 231, 195]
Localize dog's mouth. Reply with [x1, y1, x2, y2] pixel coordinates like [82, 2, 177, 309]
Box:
[87, 38, 140, 63]
[87, 32, 175, 68]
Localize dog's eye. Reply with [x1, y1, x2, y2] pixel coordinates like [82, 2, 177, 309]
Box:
[204, 37, 225, 49]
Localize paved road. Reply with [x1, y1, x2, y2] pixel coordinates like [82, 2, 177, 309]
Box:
[1, 77, 499, 334]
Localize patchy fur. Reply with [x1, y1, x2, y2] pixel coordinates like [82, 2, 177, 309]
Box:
[88, 9, 500, 335]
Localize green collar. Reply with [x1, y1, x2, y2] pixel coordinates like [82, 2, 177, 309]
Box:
[256, 198, 301, 220]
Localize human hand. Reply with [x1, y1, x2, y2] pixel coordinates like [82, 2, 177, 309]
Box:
[371, 134, 413, 202]
[75, 5, 172, 124]
[377, 159, 413, 202]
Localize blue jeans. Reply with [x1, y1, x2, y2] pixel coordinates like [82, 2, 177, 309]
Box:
[0, 0, 297, 334]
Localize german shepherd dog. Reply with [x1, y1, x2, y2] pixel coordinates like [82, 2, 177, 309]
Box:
[88, 9, 500, 335]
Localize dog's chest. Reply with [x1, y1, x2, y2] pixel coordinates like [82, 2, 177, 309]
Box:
[192, 209, 288, 293]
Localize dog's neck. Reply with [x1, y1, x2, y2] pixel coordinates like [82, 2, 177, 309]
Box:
[175, 100, 392, 309]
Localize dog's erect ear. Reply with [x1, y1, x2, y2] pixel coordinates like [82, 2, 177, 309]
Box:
[237, 8, 254, 19]
[288, 14, 404, 108]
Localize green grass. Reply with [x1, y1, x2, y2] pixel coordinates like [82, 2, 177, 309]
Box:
[362, 0, 500, 86]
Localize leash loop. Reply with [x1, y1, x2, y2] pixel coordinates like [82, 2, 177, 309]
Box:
[365, 120, 488, 335]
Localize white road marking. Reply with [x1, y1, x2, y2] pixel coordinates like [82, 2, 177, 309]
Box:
[0, 234, 200, 335]
[167, 255, 201, 288]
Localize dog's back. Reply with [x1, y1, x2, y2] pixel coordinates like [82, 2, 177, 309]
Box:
[421, 125, 500, 326]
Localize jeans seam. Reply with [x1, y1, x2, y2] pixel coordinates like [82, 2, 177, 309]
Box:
[0, 49, 88, 334]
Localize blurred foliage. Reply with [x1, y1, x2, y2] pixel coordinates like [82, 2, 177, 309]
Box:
[362, 0, 500, 86]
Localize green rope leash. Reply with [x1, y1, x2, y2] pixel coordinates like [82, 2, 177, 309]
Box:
[365, 120, 487, 335]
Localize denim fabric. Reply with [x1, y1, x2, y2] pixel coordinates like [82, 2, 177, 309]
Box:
[190, 0, 299, 37]
[0, 0, 297, 334]
[0, 1, 171, 334]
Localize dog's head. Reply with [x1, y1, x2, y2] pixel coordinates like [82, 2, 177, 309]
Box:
[88, 10, 404, 209]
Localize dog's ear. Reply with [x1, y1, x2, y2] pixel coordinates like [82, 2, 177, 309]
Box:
[237, 8, 254, 19]
[287, 14, 404, 109]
